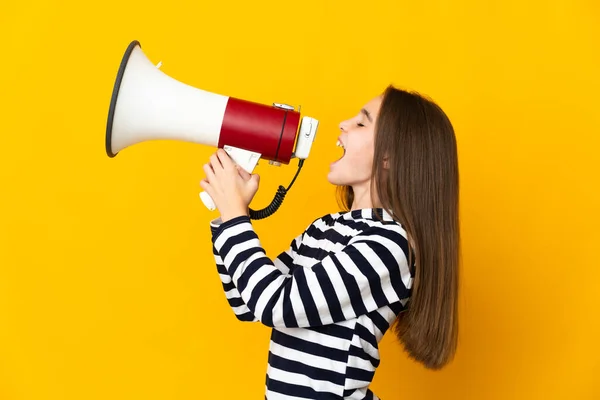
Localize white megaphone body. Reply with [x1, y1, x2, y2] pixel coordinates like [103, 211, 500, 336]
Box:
[106, 40, 319, 219]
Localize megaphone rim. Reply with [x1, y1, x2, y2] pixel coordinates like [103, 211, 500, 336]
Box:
[106, 40, 141, 158]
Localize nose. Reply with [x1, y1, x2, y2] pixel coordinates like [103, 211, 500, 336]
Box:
[339, 119, 349, 132]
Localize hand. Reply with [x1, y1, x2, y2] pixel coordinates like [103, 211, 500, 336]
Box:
[200, 149, 260, 222]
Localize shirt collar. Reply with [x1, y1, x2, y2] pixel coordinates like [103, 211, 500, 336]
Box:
[335, 208, 396, 223]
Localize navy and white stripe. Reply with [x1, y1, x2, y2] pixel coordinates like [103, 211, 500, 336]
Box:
[210, 208, 414, 399]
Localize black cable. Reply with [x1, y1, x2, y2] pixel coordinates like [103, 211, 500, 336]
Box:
[249, 159, 305, 220]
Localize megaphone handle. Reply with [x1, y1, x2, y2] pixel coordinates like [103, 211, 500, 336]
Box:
[199, 146, 261, 211]
[199, 191, 217, 211]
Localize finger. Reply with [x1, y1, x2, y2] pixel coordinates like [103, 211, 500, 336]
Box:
[199, 178, 213, 194]
[199, 179, 217, 206]
[209, 153, 222, 173]
[199, 178, 208, 190]
[216, 148, 234, 170]
[236, 165, 251, 181]
[203, 163, 216, 183]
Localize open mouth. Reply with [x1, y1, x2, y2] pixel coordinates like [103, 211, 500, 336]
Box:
[334, 140, 346, 162]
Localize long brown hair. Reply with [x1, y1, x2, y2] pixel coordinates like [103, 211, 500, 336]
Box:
[337, 85, 460, 370]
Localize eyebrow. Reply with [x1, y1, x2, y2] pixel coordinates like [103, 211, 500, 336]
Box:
[361, 108, 373, 123]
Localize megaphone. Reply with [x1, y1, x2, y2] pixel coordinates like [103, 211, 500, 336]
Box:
[106, 40, 319, 219]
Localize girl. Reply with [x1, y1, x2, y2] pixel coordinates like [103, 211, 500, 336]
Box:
[200, 85, 460, 400]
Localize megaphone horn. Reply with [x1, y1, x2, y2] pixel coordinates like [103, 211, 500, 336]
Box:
[106, 40, 319, 219]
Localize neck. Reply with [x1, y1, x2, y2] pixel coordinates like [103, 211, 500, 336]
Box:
[350, 182, 377, 210]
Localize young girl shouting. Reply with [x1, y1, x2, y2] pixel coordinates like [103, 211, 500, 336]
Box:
[200, 85, 460, 400]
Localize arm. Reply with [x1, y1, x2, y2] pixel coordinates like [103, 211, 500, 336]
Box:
[210, 217, 303, 322]
[212, 216, 413, 328]
[212, 245, 258, 322]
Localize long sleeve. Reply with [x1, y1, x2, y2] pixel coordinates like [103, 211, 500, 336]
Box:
[211, 215, 413, 329]
[210, 217, 303, 322]
[212, 241, 258, 322]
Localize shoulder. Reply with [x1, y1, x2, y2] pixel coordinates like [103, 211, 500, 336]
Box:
[347, 209, 409, 241]
[348, 215, 412, 263]
[299, 211, 345, 235]
[350, 219, 408, 246]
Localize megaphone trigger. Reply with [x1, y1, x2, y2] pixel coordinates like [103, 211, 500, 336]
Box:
[222, 145, 261, 173]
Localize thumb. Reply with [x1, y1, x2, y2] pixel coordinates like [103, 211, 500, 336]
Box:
[236, 165, 252, 181]
[250, 174, 260, 186]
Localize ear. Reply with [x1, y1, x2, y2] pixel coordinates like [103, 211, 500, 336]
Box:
[383, 156, 390, 170]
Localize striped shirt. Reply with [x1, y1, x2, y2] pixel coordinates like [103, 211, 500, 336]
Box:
[210, 208, 414, 399]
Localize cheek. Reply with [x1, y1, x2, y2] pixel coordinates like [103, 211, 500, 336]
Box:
[354, 136, 375, 160]
[347, 143, 374, 172]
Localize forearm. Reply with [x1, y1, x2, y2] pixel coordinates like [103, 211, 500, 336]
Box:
[211, 218, 258, 322]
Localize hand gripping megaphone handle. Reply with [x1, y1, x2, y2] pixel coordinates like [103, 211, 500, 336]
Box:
[201, 117, 317, 219]
[199, 145, 261, 211]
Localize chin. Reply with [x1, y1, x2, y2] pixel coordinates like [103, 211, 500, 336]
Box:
[328, 161, 355, 186]
[326, 173, 338, 185]
[327, 171, 347, 186]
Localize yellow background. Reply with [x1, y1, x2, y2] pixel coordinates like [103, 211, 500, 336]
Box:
[1, 1, 599, 399]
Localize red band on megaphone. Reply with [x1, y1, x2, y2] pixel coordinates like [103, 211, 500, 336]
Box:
[219, 98, 300, 164]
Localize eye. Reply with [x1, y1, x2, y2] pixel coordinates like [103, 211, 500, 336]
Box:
[357, 122, 365, 127]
